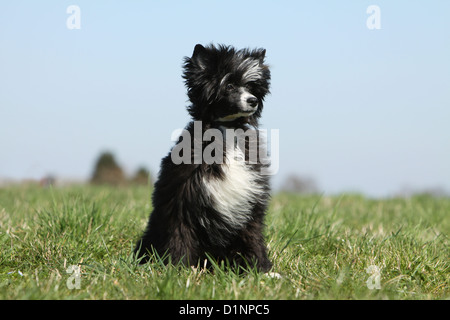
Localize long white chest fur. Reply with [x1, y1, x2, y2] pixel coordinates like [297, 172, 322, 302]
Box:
[202, 147, 264, 230]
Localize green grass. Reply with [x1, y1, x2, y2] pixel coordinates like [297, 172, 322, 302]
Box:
[0, 185, 448, 299]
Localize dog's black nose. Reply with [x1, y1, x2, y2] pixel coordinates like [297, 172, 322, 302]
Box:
[247, 97, 258, 108]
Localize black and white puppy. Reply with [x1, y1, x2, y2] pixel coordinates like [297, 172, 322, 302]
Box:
[134, 44, 272, 272]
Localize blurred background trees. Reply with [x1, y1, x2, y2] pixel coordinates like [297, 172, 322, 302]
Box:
[90, 151, 151, 186]
[90, 152, 125, 185]
[281, 174, 319, 194]
[131, 167, 152, 186]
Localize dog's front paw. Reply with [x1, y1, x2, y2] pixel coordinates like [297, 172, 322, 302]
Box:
[264, 272, 282, 279]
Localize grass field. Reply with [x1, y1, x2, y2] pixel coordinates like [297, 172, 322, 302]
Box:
[0, 185, 448, 300]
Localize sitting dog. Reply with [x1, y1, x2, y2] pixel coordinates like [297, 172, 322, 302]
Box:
[134, 44, 273, 272]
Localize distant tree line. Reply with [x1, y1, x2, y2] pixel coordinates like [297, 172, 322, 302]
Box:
[280, 174, 319, 194]
[90, 151, 152, 186]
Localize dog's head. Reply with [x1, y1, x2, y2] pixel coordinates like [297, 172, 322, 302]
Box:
[183, 44, 271, 126]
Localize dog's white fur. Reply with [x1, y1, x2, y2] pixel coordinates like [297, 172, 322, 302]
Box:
[202, 144, 264, 230]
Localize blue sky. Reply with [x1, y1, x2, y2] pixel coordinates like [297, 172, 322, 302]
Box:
[1, 1, 449, 197]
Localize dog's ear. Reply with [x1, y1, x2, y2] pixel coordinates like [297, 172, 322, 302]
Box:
[192, 44, 206, 58]
[191, 44, 209, 69]
[249, 48, 266, 64]
[257, 49, 266, 63]
[259, 49, 266, 60]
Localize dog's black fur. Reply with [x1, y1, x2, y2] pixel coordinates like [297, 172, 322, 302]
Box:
[134, 44, 272, 272]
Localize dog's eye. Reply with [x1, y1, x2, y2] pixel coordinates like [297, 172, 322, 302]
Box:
[245, 83, 252, 90]
[226, 84, 235, 91]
